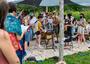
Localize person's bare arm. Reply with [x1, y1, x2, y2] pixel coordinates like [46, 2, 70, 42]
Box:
[17, 25, 31, 40]
[16, 31, 25, 40]
[0, 31, 20, 64]
[65, 24, 71, 27]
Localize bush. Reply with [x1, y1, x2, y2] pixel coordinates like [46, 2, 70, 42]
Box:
[66, 11, 90, 21]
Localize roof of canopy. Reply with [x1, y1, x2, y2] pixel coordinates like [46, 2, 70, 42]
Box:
[7, 0, 90, 6]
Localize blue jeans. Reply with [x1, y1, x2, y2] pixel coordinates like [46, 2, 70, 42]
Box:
[16, 50, 26, 64]
[16, 50, 23, 64]
[17, 37, 26, 64]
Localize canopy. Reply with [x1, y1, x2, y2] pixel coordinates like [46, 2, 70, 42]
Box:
[20, 0, 79, 6]
[71, 0, 90, 6]
[6, 0, 23, 3]
[7, 0, 90, 6]
[40, 0, 79, 6]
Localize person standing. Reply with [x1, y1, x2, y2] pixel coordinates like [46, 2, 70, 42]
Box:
[79, 13, 86, 25]
[0, 0, 19, 64]
[35, 15, 43, 48]
[77, 13, 86, 44]
[77, 23, 85, 44]
[4, 2, 26, 64]
[53, 15, 60, 43]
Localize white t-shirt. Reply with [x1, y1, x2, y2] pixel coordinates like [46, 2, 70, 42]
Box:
[29, 17, 37, 25]
[78, 26, 85, 34]
[48, 18, 53, 24]
[29, 17, 37, 33]
[79, 18, 86, 25]
[21, 25, 29, 32]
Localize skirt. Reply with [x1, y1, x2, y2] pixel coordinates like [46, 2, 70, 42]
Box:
[25, 28, 33, 42]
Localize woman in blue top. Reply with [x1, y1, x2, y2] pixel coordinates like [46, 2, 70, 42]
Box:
[4, 2, 26, 64]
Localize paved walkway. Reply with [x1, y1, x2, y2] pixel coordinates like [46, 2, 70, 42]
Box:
[24, 40, 90, 61]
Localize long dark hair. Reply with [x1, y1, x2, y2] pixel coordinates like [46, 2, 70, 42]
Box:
[80, 13, 85, 19]
[8, 2, 16, 13]
[0, 0, 8, 29]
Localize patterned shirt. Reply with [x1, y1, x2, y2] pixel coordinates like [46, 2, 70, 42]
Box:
[4, 14, 22, 36]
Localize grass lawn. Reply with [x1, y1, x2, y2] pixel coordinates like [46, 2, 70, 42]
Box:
[24, 50, 90, 64]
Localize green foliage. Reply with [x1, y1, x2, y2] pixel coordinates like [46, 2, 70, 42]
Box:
[16, 4, 90, 20]
[66, 11, 90, 20]
[72, 11, 80, 20]
[64, 4, 90, 12]
[17, 4, 45, 16]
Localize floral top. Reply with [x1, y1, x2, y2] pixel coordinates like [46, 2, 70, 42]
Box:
[4, 14, 22, 36]
[4, 14, 22, 50]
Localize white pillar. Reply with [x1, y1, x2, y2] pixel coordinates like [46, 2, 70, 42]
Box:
[59, 0, 64, 61]
[56, 0, 66, 64]
[46, 6, 48, 12]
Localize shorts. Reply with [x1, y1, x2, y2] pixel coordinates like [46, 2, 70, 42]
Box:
[53, 24, 60, 35]
[35, 31, 41, 35]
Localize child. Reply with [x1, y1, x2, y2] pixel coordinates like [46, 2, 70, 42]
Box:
[35, 15, 43, 48]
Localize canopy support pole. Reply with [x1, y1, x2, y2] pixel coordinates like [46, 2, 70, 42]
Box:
[46, 6, 48, 12]
[59, 0, 64, 61]
[56, 0, 66, 64]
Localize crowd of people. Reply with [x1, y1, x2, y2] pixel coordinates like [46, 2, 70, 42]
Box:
[0, 1, 60, 64]
[64, 13, 90, 46]
[0, 0, 90, 64]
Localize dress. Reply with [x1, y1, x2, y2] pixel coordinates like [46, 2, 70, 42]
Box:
[25, 28, 33, 42]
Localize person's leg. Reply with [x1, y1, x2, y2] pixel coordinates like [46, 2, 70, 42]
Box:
[77, 34, 82, 48]
[78, 34, 81, 44]
[27, 28, 33, 48]
[19, 55, 22, 64]
[16, 50, 22, 64]
[80, 34, 83, 43]
[38, 34, 41, 46]
[56, 34, 59, 43]
[36, 34, 39, 45]
[36, 34, 41, 45]
[24, 41, 28, 50]
[27, 42, 29, 47]
[20, 35, 26, 63]
[82, 34, 85, 43]
[57, 24, 60, 42]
